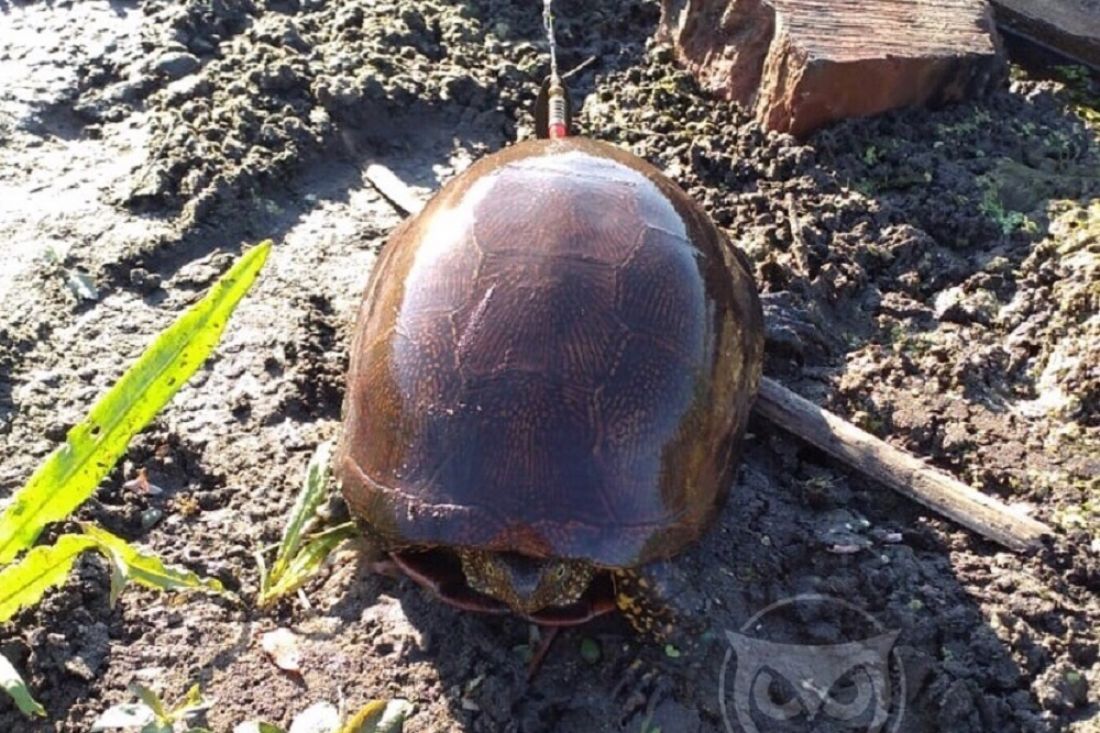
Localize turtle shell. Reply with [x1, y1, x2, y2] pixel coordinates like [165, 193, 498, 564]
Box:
[337, 136, 763, 569]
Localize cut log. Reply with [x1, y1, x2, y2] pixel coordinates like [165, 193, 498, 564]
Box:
[991, 0, 1100, 69]
[658, 0, 1007, 137]
[755, 378, 1050, 551]
[363, 162, 1053, 553]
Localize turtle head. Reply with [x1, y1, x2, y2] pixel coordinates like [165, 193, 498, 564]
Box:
[459, 550, 596, 615]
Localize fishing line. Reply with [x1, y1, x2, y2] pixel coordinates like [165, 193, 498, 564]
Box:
[542, 0, 569, 138]
[542, 0, 559, 83]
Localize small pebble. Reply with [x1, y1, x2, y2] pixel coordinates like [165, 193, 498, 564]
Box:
[154, 52, 201, 79]
[140, 508, 163, 530]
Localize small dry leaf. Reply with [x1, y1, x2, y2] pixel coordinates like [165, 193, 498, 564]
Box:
[123, 467, 164, 496]
[90, 702, 155, 730]
[288, 701, 339, 733]
[261, 628, 302, 673]
[122, 468, 150, 493]
[65, 269, 99, 301]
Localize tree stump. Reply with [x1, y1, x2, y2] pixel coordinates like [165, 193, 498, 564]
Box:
[992, 0, 1100, 69]
[659, 0, 1007, 137]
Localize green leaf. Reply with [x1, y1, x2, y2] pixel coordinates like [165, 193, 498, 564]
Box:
[258, 523, 356, 607]
[91, 702, 156, 731]
[0, 241, 272, 564]
[340, 699, 412, 733]
[270, 441, 333, 582]
[170, 682, 211, 720]
[81, 524, 230, 599]
[579, 637, 601, 664]
[0, 652, 45, 718]
[130, 684, 170, 724]
[0, 534, 98, 622]
[234, 722, 286, 733]
[93, 682, 210, 731]
[106, 543, 129, 608]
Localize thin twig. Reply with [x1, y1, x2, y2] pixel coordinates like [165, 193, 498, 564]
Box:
[364, 163, 426, 217]
[563, 55, 598, 79]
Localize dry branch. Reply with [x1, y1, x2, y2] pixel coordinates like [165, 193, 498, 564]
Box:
[756, 378, 1050, 551]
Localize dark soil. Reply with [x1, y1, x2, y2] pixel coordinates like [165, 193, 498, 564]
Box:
[1, 1, 1097, 732]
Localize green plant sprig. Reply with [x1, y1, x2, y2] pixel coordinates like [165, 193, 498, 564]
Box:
[0, 241, 271, 718]
[256, 440, 358, 607]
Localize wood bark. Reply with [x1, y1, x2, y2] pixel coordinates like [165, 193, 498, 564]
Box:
[992, 0, 1100, 69]
[659, 0, 1007, 136]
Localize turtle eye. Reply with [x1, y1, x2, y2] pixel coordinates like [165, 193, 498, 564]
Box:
[554, 565, 567, 581]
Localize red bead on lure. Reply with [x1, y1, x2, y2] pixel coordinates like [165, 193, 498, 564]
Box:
[546, 77, 569, 139]
[542, 0, 569, 139]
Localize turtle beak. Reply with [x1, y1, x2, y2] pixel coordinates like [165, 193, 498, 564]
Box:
[498, 554, 546, 610]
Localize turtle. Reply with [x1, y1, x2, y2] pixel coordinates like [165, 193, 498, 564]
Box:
[336, 135, 764, 644]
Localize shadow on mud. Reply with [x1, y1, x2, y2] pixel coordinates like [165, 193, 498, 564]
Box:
[730, 82, 1099, 729]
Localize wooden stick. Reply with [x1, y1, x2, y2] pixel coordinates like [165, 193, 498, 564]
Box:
[365, 163, 426, 217]
[755, 377, 1050, 551]
[361, 162, 1052, 552]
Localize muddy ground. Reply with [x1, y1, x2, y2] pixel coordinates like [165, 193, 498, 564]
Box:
[1, 0, 1098, 731]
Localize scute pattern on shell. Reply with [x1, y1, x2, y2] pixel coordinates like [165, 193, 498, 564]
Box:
[338, 137, 764, 568]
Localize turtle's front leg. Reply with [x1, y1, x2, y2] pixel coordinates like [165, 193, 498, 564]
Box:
[613, 560, 706, 647]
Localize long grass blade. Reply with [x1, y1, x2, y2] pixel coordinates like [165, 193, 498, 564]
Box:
[130, 684, 170, 724]
[0, 535, 97, 622]
[81, 524, 230, 600]
[0, 241, 272, 563]
[169, 682, 210, 719]
[0, 653, 45, 718]
[258, 523, 356, 606]
[270, 441, 333, 582]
